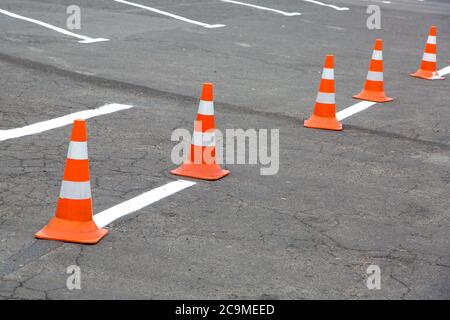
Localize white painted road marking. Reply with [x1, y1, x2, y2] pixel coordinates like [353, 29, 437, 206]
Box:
[93, 180, 196, 228]
[336, 101, 377, 121]
[0, 104, 133, 142]
[335, 65, 449, 121]
[220, 0, 301, 16]
[114, 0, 226, 29]
[336, 66, 450, 121]
[0, 8, 109, 44]
[301, 0, 349, 11]
[437, 66, 450, 77]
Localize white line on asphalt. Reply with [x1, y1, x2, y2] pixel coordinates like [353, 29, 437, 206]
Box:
[93, 180, 196, 228]
[301, 0, 349, 11]
[336, 101, 377, 121]
[332, 65, 449, 122]
[219, 0, 301, 16]
[437, 66, 450, 77]
[114, 0, 226, 28]
[0, 8, 109, 44]
[0, 104, 133, 142]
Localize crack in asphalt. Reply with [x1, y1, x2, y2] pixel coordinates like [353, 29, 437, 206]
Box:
[0, 240, 63, 278]
[389, 274, 412, 299]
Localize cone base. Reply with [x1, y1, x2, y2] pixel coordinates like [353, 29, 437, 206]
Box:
[353, 90, 393, 103]
[35, 216, 108, 244]
[304, 114, 342, 131]
[171, 163, 230, 181]
[410, 70, 445, 80]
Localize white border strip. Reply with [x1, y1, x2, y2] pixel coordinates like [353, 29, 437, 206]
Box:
[336, 101, 377, 121]
[301, 0, 349, 11]
[0, 8, 109, 44]
[0, 104, 133, 142]
[114, 0, 225, 28]
[220, 0, 301, 16]
[93, 180, 196, 228]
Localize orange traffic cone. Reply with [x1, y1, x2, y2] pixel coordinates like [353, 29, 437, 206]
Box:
[411, 26, 445, 80]
[35, 120, 108, 244]
[170, 83, 230, 181]
[353, 39, 393, 103]
[304, 55, 342, 131]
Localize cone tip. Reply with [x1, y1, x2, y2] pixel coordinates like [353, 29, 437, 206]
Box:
[201, 83, 214, 101]
[71, 119, 87, 142]
[374, 38, 383, 50]
[324, 54, 334, 68]
[430, 25, 436, 36]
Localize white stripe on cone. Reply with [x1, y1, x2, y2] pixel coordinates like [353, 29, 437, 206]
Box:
[427, 36, 436, 44]
[67, 141, 88, 160]
[422, 53, 436, 62]
[197, 100, 214, 115]
[321, 68, 334, 80]
[59, 181, 92, 200]
[366, 71, 384, 81]
[316, 92, 335, 104]
[372, 50, 383, 60]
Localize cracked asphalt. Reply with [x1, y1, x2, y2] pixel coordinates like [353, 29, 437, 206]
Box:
[0, 0, 449, 299]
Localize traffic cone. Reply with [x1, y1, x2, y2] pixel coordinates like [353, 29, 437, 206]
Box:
[304, 55, 342, 131]
[35, 120, 108, 244]
[411, 26, 445, 80]
[353, 39, 393, 103]
[170, 83, 230, 181]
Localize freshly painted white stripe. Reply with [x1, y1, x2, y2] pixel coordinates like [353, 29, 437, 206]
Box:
[437, 66, 450, 77]
[366, 71, 384, 81]
[220, 0, 301, 16]
[422, 53, 436, 62]
[427, 36, 436, 44]
[301, 0, 349, 11]
[198, 101, 214, 115]
[336, 101, 377, 121]
[0, 8, 109, 44]
[322, 68, 334, 80]
[93, 180, 196, 228]
[192, 131, 215, 147]
[316, 92, 335, 104]
[67, 141, 88, 160]
[114, 0, 225, 28]
[60, 181, 91, 200]
[0, 104, 133, 142]
[372, 50, 383, 60]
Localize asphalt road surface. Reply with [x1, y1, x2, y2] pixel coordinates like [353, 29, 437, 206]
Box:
[0, 0, 449, 299]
